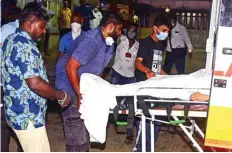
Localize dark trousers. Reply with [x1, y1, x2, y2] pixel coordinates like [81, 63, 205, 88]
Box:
[61, 96, 90, 152]
[59, 28, 71, 39]
[163, 48, 187, 75]
[111, 69, 135, 85]
[134, 119, 160, 152]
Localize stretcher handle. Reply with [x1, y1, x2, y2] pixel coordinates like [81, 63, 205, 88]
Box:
[116, 122, 128, 126]
[169, 120, 185, 125]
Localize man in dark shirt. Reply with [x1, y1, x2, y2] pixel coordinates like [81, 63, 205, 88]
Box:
[74, 0, 95, 31]
[134, 14, 171, 152]
[55, 12, 123, 152]
[2, 0, 22, 24]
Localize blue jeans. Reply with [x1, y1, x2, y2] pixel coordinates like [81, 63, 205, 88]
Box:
[61, 96, 90, 152]
[134, 119, 160, 152]
[111, 69, 135, 85]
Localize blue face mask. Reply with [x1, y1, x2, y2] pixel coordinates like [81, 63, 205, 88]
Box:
[156, 29, 168, 41]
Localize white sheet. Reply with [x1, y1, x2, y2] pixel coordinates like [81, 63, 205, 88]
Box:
[79, 69, 212, 143]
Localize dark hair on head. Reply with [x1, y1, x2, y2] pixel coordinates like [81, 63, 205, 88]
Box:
[165, 5, 171, 9]
[169, 13, 177, 21]
[71, 12, 84, 20]
[63, 0, 68, 4]
[19, 2, 49, 26]
[153, 14, 171, 29]
[100, 12, 123, 27]
[11, 0, 17, 5]
[129, 22, 139, 28]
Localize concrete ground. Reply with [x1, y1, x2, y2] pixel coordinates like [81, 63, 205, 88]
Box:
[9, 34, 208, 152]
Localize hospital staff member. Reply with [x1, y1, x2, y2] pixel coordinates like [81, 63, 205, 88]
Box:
[164, 14, 193, 74]
[57, 12, 84, 60]
[134, 14, 170, 152]
[112, 22, 139, 85]
[55, 13, 123, 152]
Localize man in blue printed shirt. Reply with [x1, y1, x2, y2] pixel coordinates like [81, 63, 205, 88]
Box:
[57, 12, 84, 60]
[55, 13, 123, 151]
[1, 2, 71, 152]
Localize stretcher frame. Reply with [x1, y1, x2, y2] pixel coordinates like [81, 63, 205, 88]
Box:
[123, 87, 210, 152]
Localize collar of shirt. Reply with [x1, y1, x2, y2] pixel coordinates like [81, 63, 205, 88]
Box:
[172, 22, 181, 33]
[14, 19, 19, 27]
[15, 28, 37, 45]
[97, 27, 109, 46]
[66, 31, 74, 41]
[130, 40, 139, 51]
[67, 31, 84, 41]
[117, 37, 138, 53]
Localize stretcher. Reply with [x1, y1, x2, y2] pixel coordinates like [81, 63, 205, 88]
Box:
[113, 87, 209, 152]
[79, 70, 211, 150]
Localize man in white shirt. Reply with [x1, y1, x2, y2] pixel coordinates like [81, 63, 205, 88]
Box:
[111, 22, 139, 146]
[1, 20, 19, 46]
[164, 15, 193, 74]
[112, 22, 139, 85]
[90, 7, 103, 29]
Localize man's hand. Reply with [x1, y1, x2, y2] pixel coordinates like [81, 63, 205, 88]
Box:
[145, 70, 156, 79]
[188, 52, 192, 59]
[57, 91, 71, 108]
[190, 92, 209, 102]
[161, 69, 167, 75]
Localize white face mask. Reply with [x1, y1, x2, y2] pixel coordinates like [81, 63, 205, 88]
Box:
[71, 22, 81, 33]
[105, 37, 114, 46]
[165, 8, 170, 13]
[71, 22, 82, 39]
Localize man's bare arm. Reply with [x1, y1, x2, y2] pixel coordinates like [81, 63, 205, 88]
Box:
[135, 57, 156, 79]
[26, 76, 70, 106]
[66, 57, 82, 107]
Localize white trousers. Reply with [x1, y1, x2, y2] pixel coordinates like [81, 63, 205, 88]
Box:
[13, 121, 50, 152]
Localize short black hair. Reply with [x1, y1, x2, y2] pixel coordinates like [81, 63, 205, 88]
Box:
[11, 0, 17, 5]
[129, 22, 139, 29]
[19, 2, 49, 26]
[169, 13, 177, 21]
[153, 14, 171, 29]
[100, 12, 123, 27]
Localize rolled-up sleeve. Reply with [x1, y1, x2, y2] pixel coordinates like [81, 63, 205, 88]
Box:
[72, 38, 98, 65]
